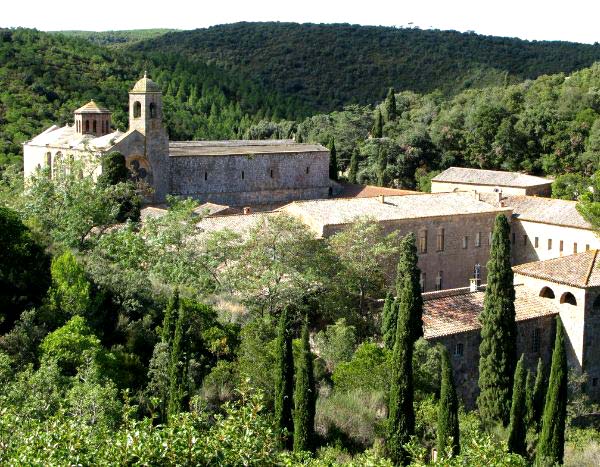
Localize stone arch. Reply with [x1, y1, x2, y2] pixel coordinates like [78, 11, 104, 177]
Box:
[85, 120, 90, 133]
[149, 102, 157, 119]
[593, 295, 600, 314]
[560, 292, 577, 306]
[133, 101, 142, 118]
[539, 286, 555, 299]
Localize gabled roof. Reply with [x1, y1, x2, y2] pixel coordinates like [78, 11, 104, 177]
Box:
[432, 167, 552, 188]
[25, 125, 122, 150]
[423, 284, 560, 339]
[74, 100, 111, 114]
[513, 250, 600, 288]
[334, 183, 418, 198]
[503, 195, 592, 229]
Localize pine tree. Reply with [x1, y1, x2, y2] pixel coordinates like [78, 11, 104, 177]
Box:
[161, 288, 179, 345]
[384, 87, 397, 122]
[275, 306, 294, 449]
[536, 317, 567, 466]
[167, 300, 187, 421]
[437, 345, 460, 458]
[386, 269, 415, 465]
[348, 147, 359, 184]
[329, 138, 339, 181]
[507, 354, 527, 456]
[293, 317, 316, 452]
[381, 293, 398, 349]
[477, 214, 517, 426]
[532, 358, 546, 431]
[396, 233, 424, 343]
[373, 109, 384, 138]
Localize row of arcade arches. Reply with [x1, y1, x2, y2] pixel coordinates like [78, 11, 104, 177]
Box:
[539, 286, 600, 312]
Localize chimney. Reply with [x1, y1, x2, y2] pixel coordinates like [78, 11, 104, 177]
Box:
[469, 278, 481, 292]
[496, 190, 503, 204]
[243, 206, 252, 215]
[378, 194, 385, 204]
[473, 190, 481, 201]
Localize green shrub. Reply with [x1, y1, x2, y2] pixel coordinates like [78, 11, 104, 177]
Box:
[332, 342, 390, 394]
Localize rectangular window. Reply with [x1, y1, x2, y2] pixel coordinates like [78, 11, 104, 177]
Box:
[523, 235, 528, 246]
[454, 342, 464, 357]
[270, 169, 274, 178]
[560, 240, 564, 254]
[475, 232, 482, 247]
[420, 272, 426, 292]
[532, 328, 541, 353]
[512, 233, 516, 244]
[436, 228, 445, 252]
[586, 244, 591, 251]
[574, 243, 578, 254]
[419, 230, 427, 253]
[593, 377, 599, 387]
[204, 171, 208, 181]
[436, 271, 443, 291]
[241, 170, 245, 180]
[535, 237, 539, 248]
[462, 236, 468, 249]
[548, 239, 552, 250]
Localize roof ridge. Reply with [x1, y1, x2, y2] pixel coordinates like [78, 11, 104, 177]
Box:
[584, 249, 599, 286]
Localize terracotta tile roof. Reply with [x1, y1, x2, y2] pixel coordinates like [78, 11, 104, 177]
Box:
[280, 192, 511, 237]
[423, 284, 560, 339]
[196, 212, 278, 237]
[334, 184, 418, 198]
[503, 195, 592, 229]
[513, 250, 600, 288]
[169, 139, 327, 157]
[432, 167, 551, 188]
[74, 100, 111, 114]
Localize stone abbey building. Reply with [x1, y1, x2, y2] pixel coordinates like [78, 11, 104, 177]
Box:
[24, 76, 600, 406]
[23, 74, 331, 205]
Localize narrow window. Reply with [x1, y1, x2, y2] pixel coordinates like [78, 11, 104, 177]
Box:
[133, 101, 142, 118]
[548, 239, 552, 250]
[436, 228, 445, 252]
[149, 102, 156, 118]
[462, 236, 468, 249]
[436, 271, 443, 291]
[93, 120, 97, 133]
[306, 166, 310, 174]
[204, 171, 208, 181]
[85, 120, 90, 133]
[586, 244, 591, 251]
[535, 237, 539, 248]
[532, 328, 541, 353]
[523, 235, 528, 246]
[488, 232, 493, 245]
[270, 169, 274, 178]
[593, 377, 598, 387]
[574, 242, 578, 254]
[512, 233, 516, 244]
[420, 272, 426, 292]
[560, 240, 564, 255]
[475, 232, 481, 247]
[418, 229, 427, 253]
[241, 171, 245, 180]
[454, 342, 464, 357]
[46, 152, 51, 167]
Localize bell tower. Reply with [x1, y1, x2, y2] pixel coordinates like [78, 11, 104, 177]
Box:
[127, 72, 170, 202]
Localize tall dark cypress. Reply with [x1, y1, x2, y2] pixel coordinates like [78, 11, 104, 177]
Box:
[293, 317, 316, 452]
[161, 288, 179, 345]
[384, 87, 397, 122]
[381, 293, 398, 349]
[396, 233, 424, 343]
[386, 295, 414, 465]
[536, 317, 568, 466]
[167, 300, 187, 421]
[274, 306, 294, 449]
[348, 147, 359, 184]
[373, 109, 384, 138]
[437, 345, 460, 458]
[532, 358, 546, 431]
[329, 138, 339, 181]
[507, 355, 527, 456]
[477, 214, 517, 426]
[525, 369, 535, 429]
[377, 146, 387, 187]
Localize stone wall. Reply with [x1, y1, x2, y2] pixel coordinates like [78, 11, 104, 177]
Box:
[511, 219, 600, 265]
[168, 151, 331, 206]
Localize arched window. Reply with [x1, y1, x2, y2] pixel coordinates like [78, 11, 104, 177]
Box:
[93, 120, 97, 133]
[85, 120, 90, 133]
[560, 292, 577, 306]
[149, 102, 156, 118]
[539, 287, 555, 299]
[46, 152, 51, 167]
[592, 296, 600, 314]
[133, 101, 142, 118]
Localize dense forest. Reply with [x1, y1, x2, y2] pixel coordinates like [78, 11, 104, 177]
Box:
[131, 22, 600, 110]
[52, 29, 179, 46]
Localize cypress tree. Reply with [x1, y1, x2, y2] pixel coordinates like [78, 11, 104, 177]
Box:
[384, 87, 397, 122]
[536, 317, 567, 466]
[377, 145, 386, 186]
[167, 300, 187, 421]
[525, 369, 535, 429]
[348, 147, 359, 184]
[477, 214, 517, 426]
[373, 108, 384, 138]
[507, 354, 527, 456]
[437, 345, 460, 458]
[386, 288, 414, 465]
[532, 358, 546, 431]
[161, 288, 179, 345]
[274, 306, 294, 449]
[396, 233, 424, 343]
[329, 138, 339, 181]
[293, 317, 316, 452]
[382, 293, 398, 349]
